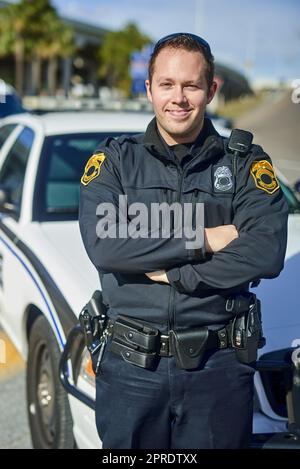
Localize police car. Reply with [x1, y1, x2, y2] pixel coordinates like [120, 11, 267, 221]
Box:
[0, 111, 299, 449]
[0, 81, 27, 119]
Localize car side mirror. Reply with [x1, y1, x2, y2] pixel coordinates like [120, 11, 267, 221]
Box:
[0, 186, 17, 214]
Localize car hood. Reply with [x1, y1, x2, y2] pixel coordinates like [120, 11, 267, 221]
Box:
[256, 214, 300, 354]
[38, 221, 99, 314]
[40, 221, 98, 286]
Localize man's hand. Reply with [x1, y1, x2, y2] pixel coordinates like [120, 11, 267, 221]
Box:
[146, 226, 238, 282]
[146, 270, 169, 283]
[204, 225, 238, 253]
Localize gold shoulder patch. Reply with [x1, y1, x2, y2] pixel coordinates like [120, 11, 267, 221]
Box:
[81, 152, 106, 186]
[250, 160, 279, 194]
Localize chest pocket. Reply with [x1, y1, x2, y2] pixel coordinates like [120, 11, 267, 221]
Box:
[123, 180, 178, 239]
[121, 155, 179, 235]
[182, 169, 235, 228]
[123, 158, 178, 205]
[124, 179, 177, 208]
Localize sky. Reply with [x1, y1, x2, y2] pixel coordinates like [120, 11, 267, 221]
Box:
[52, 0, 300, 83]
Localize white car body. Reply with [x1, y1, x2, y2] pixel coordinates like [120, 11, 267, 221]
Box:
[0, 111, 298, 449]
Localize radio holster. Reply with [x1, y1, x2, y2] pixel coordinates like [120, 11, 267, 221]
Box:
[228, 293, 266, 364]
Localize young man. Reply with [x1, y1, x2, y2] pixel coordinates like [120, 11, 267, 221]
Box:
[79, 33, 288, 449]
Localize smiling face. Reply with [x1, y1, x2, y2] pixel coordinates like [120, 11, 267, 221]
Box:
[146, 47, 217, 145]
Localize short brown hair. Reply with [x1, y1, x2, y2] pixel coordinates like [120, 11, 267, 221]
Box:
[148, 33, 215, 90]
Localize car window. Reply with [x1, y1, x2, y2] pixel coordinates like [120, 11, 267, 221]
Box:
[0, 126, 34, 210]
[0, 124, 17, 150]
[34, 132, 136, 221]
[279, 178, 300, 214]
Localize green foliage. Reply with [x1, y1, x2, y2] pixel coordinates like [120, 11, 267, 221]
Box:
[0, 0, 74, 93]
[98, 22, 152, 96]
[0, 0, 74, 57]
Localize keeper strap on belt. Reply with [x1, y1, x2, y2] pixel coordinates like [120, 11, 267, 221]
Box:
[226, 292, 255, 315]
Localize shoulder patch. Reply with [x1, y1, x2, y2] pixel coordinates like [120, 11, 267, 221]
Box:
[81, 152, 106, 186]
[250, 160, 279, 194]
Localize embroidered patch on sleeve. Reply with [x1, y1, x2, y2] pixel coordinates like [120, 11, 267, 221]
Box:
[250, 160, 279, 194]
[81, 152, 106, 186]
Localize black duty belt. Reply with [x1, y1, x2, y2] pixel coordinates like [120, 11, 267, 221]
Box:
[107, 315, 234, 370]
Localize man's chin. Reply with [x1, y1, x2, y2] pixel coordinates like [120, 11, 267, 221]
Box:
[165, 120, 189, 133]
[165, 124, 197, 140]
[157, 116, 204, 143]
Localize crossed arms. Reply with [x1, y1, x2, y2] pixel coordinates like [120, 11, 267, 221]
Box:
[146, 225, 238, 284]
[79, 145, 288, 293]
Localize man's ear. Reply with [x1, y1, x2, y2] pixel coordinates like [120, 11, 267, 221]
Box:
[207, 81, 218, 105]
[145, 79, 153, 103]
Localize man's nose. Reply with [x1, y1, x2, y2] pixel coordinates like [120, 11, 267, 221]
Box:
[171, 86, 187, 104]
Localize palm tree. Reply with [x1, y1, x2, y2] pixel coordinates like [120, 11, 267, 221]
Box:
[27, 0, 74, 95]
[40, 19, 74, 96]
[0, 2, 31, 94]
[99, 23, 151, 96]
[0, 0, 74, 96]
[31, 17, 74, 95]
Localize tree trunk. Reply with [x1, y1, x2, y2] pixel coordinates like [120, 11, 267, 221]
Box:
[32, 55, 42, 95]
[15, 37, 24, 95]
[48, 56, 58, 96]
[63, 57, 72, 97]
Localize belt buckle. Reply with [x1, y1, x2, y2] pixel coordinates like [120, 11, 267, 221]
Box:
[159, 334, 170, 357]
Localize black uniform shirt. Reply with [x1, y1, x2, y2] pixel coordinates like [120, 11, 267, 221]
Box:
[79, 117, 289, 331]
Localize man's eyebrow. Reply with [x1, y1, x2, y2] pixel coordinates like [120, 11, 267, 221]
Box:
[156, 76, 174, 82]
[184, 79, 202, 85]
[156, 77, 202, 85]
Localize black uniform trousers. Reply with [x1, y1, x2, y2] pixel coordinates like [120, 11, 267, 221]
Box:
[94, 342, 255, 449]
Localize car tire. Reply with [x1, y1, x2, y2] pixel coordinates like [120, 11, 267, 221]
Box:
[26, 315, 75, 449]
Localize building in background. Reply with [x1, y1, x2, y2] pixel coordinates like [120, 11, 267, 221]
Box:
[0, 0, 252, 102]
[0, 0, 107, 97]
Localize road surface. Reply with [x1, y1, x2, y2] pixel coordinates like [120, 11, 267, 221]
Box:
[0, 326, 32, 449]
[236, 90, 300, 185]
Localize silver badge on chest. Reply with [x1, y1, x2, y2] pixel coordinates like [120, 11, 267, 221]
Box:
[214, 166, 233, 192]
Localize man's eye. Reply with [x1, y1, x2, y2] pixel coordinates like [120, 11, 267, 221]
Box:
[160, 83, 172, 88]
[185, 85, 198, 89]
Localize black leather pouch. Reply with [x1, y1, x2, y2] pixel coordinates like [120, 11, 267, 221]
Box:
[170, 327, 209, 369]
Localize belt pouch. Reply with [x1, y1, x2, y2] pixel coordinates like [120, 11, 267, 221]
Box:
[112, 315, 158, 351]
[110, 338, 157, 369]
[170, 327, 209, 370]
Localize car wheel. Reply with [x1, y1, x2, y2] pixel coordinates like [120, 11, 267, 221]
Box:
[27, 315, 75, 448]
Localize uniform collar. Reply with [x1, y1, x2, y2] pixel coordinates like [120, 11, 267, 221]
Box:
[142, 117, 224, 165]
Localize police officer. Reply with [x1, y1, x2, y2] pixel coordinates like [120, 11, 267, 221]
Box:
[79, 33, 288, 449]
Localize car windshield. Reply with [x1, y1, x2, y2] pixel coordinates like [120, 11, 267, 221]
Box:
[33, 133, 300, 222]
[33, 132, 137, 222]
[279, 178, 300, 214]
